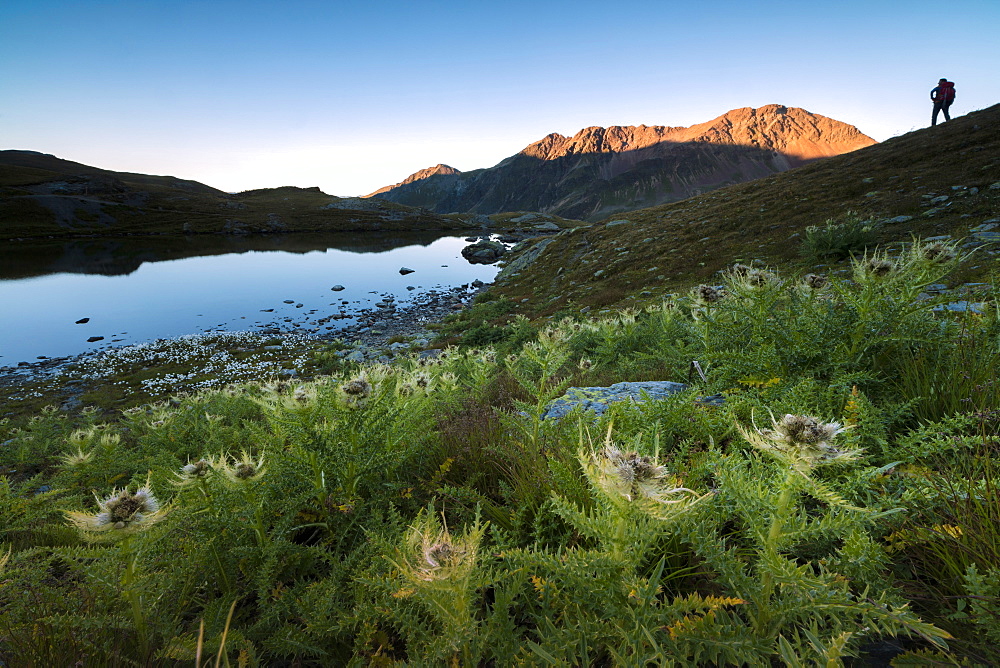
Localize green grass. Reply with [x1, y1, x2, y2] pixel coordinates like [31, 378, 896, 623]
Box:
[2, 245, 998, 665]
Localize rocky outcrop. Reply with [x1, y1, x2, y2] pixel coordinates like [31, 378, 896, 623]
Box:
[368, 105, 876, 221]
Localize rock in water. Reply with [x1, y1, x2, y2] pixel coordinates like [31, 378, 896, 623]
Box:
[399, 267, 415, 275]
[461, 240, 507, 264]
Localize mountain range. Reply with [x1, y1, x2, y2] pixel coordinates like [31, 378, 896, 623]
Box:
[475, 102, 1000, 323]
[367, 105, 876, 221]
[0, 151, 475, 239]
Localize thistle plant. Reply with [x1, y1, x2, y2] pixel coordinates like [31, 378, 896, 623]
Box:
[550, 427, 706, 567]
[725, 264, 781, 293]
[722, 412, 950, 653]
[216, 450, 266, 483]
[60, 445, 94, 467]
[339, 371, 374, 409]
[504, 325, 574, 445]
[738, 412, 859, 475]
[798, 272, 829, 294]
[387, 507, 487, 662]
[66, 479, 168, 538]
[692, 284, 725, 308]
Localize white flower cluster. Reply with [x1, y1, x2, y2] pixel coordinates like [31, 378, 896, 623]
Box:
[73, 331, 315, 393]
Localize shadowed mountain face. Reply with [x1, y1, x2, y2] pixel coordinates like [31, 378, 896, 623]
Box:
[368, 105, 876, 221]
[0, 230, 460, 280]
[0, 151, 471, 239]
[485, 102, 1000, 320]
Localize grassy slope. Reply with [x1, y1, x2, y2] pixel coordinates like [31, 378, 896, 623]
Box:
[487, 104, 1000, 320]
[0, 152, 485, 238]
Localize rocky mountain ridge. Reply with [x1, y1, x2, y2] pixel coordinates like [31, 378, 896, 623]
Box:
[481, 103, 1000, 321]
[368, 164, 461, 197]
[368, 105, 876, 221]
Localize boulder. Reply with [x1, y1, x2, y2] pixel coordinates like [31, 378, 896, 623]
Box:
[542, 381, 689, 420]
[461, 240, 507, 264]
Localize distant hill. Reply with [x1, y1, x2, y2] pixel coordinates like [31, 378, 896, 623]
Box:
[482, 103, 1000, 319]
[368, 105, 876, 221]
[0, 151, 477, 239]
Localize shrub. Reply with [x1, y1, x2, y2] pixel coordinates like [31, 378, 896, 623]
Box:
[800, 211, 879, 262]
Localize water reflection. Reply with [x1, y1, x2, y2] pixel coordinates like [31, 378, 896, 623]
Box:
[0, 230, 458, 280]
[0, 232, 498, 366]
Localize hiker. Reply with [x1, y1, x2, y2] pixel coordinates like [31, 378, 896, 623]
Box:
[930, 78, 956, 126]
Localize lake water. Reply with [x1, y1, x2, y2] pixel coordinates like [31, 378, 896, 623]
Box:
[0, 232, 500, 367]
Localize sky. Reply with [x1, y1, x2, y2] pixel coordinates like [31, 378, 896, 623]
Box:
[2, 0, 998, 197]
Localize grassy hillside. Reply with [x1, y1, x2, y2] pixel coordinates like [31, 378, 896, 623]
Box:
[475, 104, 1000, 322]
[0, 151, 483, 239]
[2, 241, 999, 664]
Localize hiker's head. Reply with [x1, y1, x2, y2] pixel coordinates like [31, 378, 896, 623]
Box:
[939, 78, 948, 84]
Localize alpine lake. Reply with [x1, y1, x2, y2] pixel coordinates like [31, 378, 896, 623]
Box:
[0, 231, 502, 369]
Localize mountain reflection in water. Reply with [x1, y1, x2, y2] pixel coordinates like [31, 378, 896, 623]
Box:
[0, 231, 457, 280]
[0, 232, 499, 366]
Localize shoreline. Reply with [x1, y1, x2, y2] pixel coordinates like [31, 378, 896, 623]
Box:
[0, 280, 490, 412]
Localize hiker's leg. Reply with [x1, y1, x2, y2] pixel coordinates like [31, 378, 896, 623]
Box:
[932, 101, 942, 125]
[943, 101, 951, 121]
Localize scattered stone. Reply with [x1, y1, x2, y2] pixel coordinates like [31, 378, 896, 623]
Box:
[593, 270, 605, 278]
[399, 267, 415, 275]
[331, 285, 345, 291]
[344, 350, 366, 363]
[605, 219, 630, 227]
[930, 195, 950, 204]
[533, 221, 561, 231]
[75, 317, 90, 324]
[86, 336, 104, 343]
[283, 299, 295, 304]
[886, 215, 913, 224]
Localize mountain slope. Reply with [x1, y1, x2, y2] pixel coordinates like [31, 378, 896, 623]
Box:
[475, 103, 1000, 321]
[369, 105, 875, 221]
[0, 151, 475, 239]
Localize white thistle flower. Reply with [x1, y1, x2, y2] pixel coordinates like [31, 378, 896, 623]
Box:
[395, 510, 483, 584]
[590, 445, 698, 504]
[738, 413, 860, 472]
[217, 450, 266, 483]
[66, 481, 167, 535]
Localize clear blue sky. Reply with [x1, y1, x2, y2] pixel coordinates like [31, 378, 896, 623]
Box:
[2, 0, 997, 196]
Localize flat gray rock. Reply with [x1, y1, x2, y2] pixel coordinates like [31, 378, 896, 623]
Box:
[542, 381, 689, 420]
